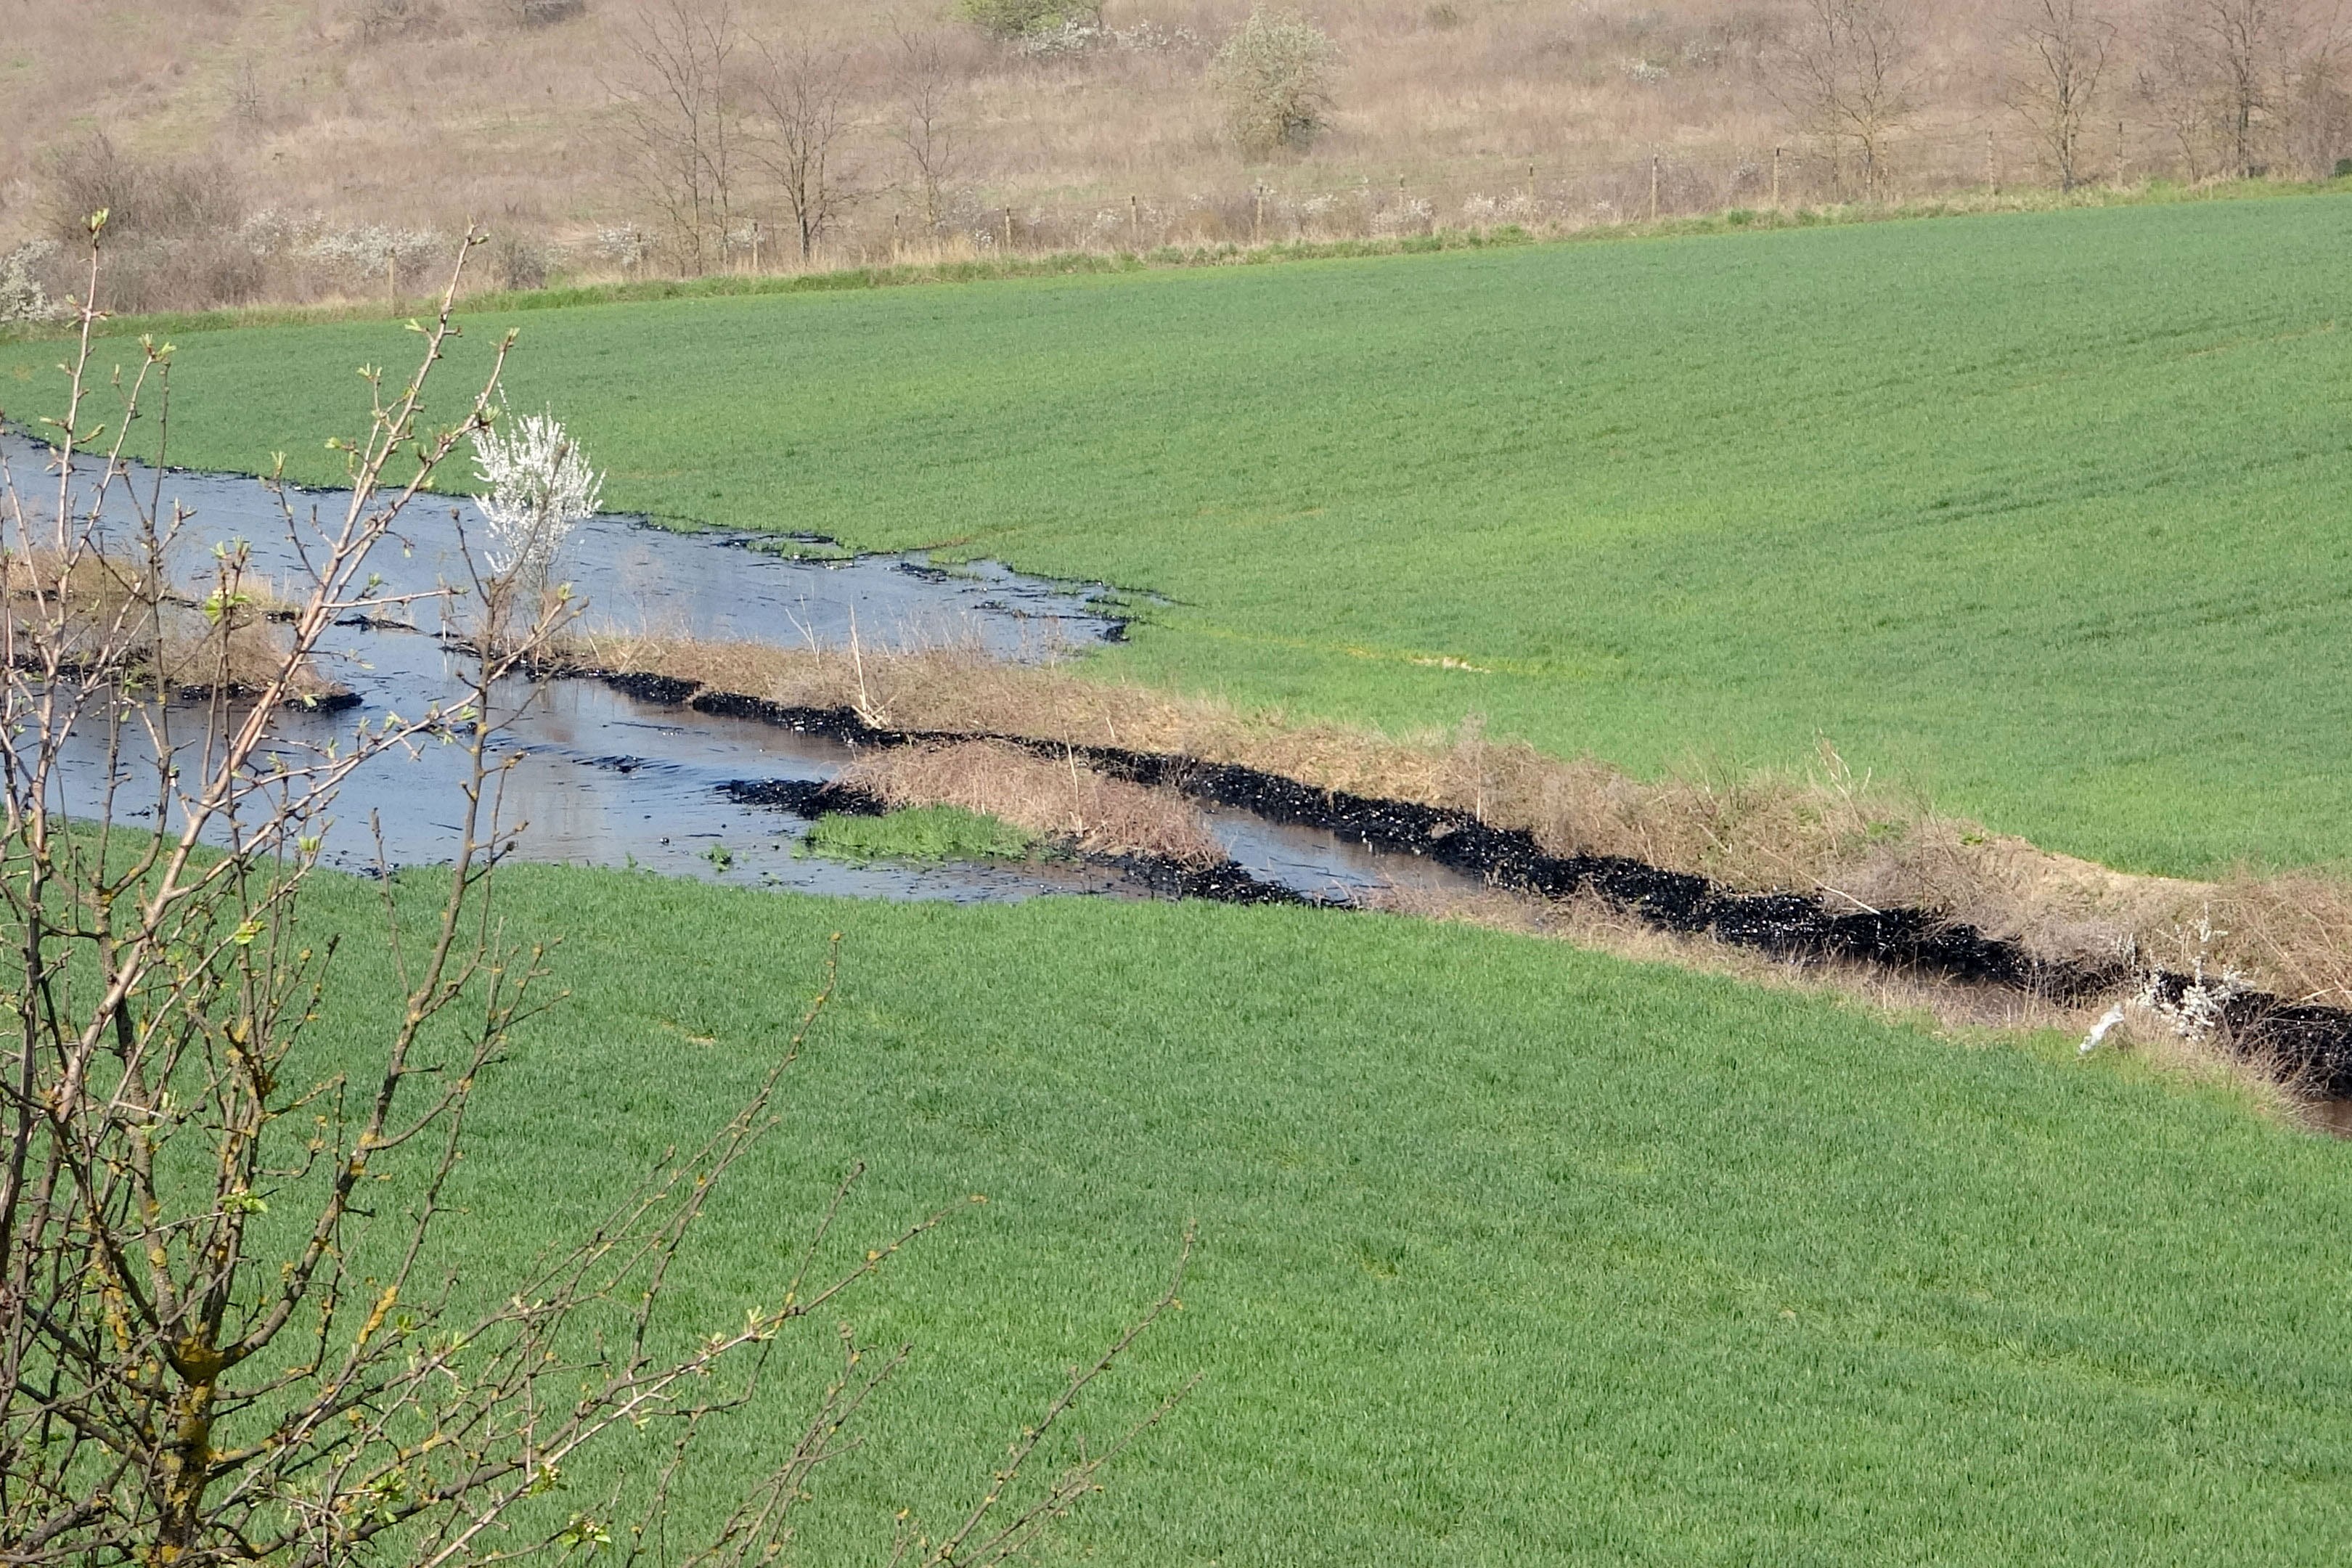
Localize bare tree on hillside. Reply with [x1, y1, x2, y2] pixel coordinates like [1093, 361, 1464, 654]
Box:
[0, 227, 1191, 1564]
[891, 22, 967, 237]
[2139, 0, 2316, 177]
[2204, 0, 2287, 173]
[2138, 2, 2224, 176]
[2006, 0, 2117, 189]
[1769, 0, 1921, 197]
[2285, 49, 2352, 173]
[612, 0, 742, 272]
[748, 36, 868, 264]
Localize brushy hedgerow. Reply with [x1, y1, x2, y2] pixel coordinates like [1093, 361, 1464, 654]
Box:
[544, 634, 2245, 993]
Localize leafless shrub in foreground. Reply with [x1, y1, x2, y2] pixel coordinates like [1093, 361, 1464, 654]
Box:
[0, 225, 1188, 1564]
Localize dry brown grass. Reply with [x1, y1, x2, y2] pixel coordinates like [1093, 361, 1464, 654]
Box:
[2202, 873, 2352, 1008]
[2, 550, 349, 704]
[1373, 878, 2082, 1034]
[0, 0, 2299, 308]
[834, 738, 1224, 863]
[558, 627, 2344, 995]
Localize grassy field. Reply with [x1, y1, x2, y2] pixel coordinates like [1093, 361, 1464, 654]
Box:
[9, 195, 2352, 876]
[292, 865, 2352, 1565]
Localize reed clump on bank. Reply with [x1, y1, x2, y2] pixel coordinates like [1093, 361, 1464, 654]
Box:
[833, 738, 1224, 865]
[2, 549, 348, 705]
[555, 629, 2295, 989]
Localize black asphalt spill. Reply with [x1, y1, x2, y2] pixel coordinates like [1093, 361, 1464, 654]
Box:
[678, 689, 2352, 1097]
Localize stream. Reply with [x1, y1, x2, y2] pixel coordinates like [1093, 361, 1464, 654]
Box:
[3, 436, 1486, 907]
[19, 439, 2352, 1114]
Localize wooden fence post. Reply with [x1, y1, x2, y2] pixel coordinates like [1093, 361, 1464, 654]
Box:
[1649, 152, 1660, 222]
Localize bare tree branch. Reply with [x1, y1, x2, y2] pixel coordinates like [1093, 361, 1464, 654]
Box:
[890, 22, 968, 237]
[611, 0, 743, 274]
[747, 35, 869, 265]
[2007, 0, 2117, 190]
[1769, 0, 1921, 198]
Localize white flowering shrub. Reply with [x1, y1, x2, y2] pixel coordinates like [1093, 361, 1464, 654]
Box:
[2131, 911, 2250, 1041]
[1369, 196, 1434, 235]
[1015, 20, 1100, 56]
[1460, 192, 1545, 226]
[0, 240, 62, 325]
[2137, 960, 2251, 1040]
[470, 412, 604, 587]
[1113, 20, 1203, 52]
[303, 224, 445, 282]
[237, 207, 323, 258]
[1084, 207, 1127, 245]
[593, 224, 655, 269]
[1212, 9, 1338, 157]
[1013, 17, 1201, 56]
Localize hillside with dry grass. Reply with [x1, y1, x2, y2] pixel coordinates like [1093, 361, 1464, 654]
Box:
[4, 0, 2350, 314]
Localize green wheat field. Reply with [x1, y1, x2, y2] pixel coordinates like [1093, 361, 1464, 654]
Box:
[317, 867, 2352, 1567]
[10, 194, 2352, 1561]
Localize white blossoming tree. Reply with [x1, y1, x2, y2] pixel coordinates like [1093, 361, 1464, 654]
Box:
[470, 408, 603, 634]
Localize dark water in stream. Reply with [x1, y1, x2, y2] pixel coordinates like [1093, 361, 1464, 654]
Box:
[3, 436, 1485, 906]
